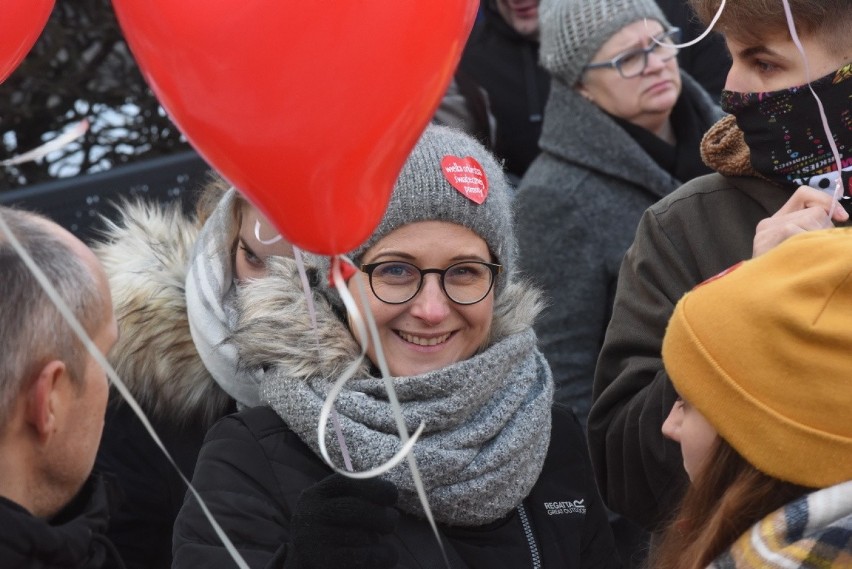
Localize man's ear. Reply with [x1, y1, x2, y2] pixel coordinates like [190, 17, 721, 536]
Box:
[25, 360, 67, 443]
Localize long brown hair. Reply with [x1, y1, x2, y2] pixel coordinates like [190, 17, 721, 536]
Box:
[688, 0, 852, 52]
[649, 439, 813, 569]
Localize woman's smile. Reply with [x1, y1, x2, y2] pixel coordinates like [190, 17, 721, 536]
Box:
[396, 330, 454, 348]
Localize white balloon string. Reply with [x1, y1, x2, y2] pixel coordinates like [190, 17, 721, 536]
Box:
[293, 246, 354, 471]
[317, 256, 423, 478]
[646, 0, 726, 48]
[1, 119, 90, 167]
[292, 246, 318, 336]
[351, 263, 452, 568]
[0, 211, 250, 569]
[316, 354, 423, 479]
[253, 219, 283, 245]
[330, 409, 354, 472]
[781, 0, 845, 216]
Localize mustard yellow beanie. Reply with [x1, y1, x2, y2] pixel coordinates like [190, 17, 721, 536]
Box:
[662, 228, 852, 489]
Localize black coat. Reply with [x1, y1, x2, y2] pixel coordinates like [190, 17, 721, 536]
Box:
[657, 0, 730, 100]
[0, 474, 125, 569]
[458, 2, 550, 182]
[94, 398, 234, 569]
[172, 404, 620, 569]
[89, 200, 238, 569]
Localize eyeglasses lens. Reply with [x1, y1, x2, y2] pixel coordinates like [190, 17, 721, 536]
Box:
[370, 262, 421, 304]
[619, 30, 679, 78]
[443, 262, 493, 304]
[369, 261, 495, 304]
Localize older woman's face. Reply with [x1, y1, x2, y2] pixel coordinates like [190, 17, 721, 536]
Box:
[579, 20, 682, 133]
[234, 201, 294, 282]
[347, 221, 495, 377]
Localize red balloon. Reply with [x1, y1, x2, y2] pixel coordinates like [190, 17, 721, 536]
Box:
[111, 0, 478, 255]
[0, 0, 54, 84]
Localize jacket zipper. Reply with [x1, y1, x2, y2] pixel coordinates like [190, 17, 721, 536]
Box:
[517, 503, 542, 569]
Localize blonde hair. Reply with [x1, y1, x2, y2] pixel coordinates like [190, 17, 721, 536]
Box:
[195, 173, 248, 258]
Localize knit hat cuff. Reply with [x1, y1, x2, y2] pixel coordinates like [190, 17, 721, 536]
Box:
[663, 298, 852, 489]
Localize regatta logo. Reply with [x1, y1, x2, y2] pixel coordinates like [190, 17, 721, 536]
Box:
[544, 500, 586, 515]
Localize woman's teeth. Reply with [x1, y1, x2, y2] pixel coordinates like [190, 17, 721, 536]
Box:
[398, 331, 451, 346]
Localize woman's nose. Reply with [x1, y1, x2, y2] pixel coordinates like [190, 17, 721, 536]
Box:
[724, 63, 746, 93]
[409, 274, 451, 324]
[643, 48, 670, 74]
[661, 403, 682, 442]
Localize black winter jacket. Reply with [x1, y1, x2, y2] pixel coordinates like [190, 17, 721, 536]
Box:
[95, 399, 232, 569]
[90, 201, 236, 569]
[0, 474, 126, 569]
[458, 2, 549, 182]
[172, 404, 620, 569]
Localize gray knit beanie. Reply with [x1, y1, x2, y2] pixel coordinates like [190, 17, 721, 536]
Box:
[539, 0, 670, 86]
[346, 124, 516, 292]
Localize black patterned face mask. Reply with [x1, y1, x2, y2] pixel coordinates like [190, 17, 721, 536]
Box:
[721, 63, 852, 196]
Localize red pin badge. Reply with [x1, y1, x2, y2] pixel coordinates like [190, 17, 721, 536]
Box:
[441, 156, 488, 204]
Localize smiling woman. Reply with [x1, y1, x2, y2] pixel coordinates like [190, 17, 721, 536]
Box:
[171, 125, 622, 569]
[351, 222, 496, 377]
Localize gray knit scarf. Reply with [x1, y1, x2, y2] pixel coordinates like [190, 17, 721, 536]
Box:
[262, 327, 553, 526]
[185, 189, 263, 408]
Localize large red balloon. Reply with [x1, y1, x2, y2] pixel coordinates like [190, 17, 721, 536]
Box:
[0, 0, 54, 84]
[111, 1, 478, 255]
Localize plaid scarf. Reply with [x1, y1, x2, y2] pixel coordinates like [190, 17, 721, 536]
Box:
[710, 480, 852, 568]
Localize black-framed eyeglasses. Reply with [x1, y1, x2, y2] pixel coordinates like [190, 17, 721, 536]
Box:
[360, 260, 503, 305]
[584, 28, 681, 78]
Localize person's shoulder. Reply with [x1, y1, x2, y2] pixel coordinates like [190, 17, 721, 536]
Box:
[634, 175, 783, 271]
[649, 173, 769, 216]
[516, 158, 599, 208]
[198, 406, 326, 492]
[208, 406, 322, 470]
[207, 406, 291, 444]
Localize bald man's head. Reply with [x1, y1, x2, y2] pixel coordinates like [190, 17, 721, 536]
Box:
[0, 206, 112, 425]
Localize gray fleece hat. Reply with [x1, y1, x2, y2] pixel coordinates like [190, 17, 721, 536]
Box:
[346, 124, 516, 290]
[539, 0, 670, 86]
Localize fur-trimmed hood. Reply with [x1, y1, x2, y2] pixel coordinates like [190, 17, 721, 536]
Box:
[92, 201, 231, 428]
[232, 255, 546, 383]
